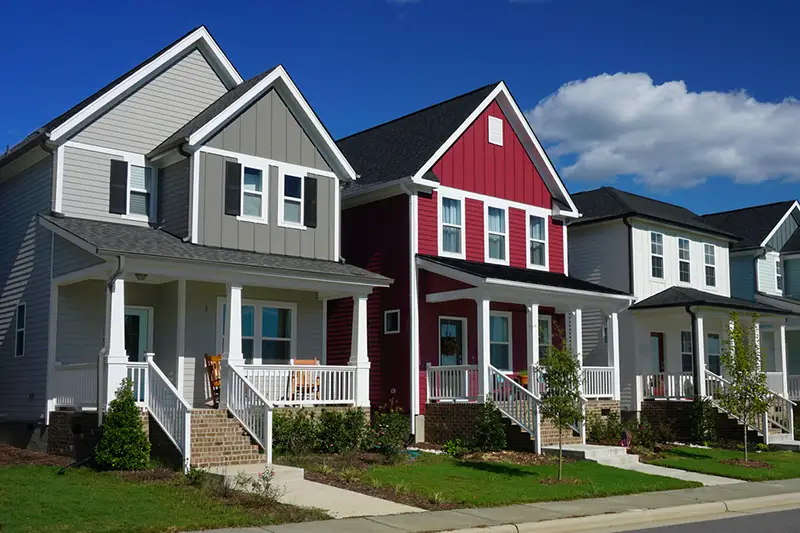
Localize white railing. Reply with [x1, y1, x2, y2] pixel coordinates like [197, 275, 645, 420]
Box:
[583, 367, 614, 398]
[766, 372, 785, 396]
[426, 364, 479, 401]
[789, 375, 800, 400]
[640, 372, 694, 399]
[146, 355, 192, 471]
[54, 362, 98, 409]
[127, 362, 148, 405]
[488, 365, 541, 452]
[241, 365, 356, 406]
[225, 364, 273, 464]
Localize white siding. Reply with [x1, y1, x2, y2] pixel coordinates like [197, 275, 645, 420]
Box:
[568, 220, 630, 292]
[757, 251, 782, 296]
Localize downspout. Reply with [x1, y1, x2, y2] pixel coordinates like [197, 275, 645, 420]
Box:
[178, 142, 194, 243]
[686, 305, 701, 398]
[400, 181, 420, 438]
[623, 217, 634, 294]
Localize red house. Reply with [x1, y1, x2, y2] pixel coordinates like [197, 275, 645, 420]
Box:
[329, 82, 633, 448]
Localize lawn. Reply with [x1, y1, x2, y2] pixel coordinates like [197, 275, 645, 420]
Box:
[0, 465, 327, 533]
[646, 446, 800, 481]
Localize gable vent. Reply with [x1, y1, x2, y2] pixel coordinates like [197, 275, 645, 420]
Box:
[488, 116, 503, 146]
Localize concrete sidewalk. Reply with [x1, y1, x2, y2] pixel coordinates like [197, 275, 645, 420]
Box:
[187, 478, 800, 533]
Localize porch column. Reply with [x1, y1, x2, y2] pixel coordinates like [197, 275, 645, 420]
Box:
[607, 312, 621, 400]
[694, 313, 707, 397]
[220, 284, 243, 410]
[349, 295, 371, 407]
[526, 304, 539, 394]
[176, 279, 186, 394]
[45, 281, 59, 423]
[779, 321, 789, 397]
[104, 277, 128, 408]
[568, 309, 583, 357]
[754, 320, 762, 370]
[476, 298, 491, 402]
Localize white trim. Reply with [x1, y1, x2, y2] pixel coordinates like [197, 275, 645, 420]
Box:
[278, 169, 306, 230]
[437, 185, 551, 217]
[190, 154, 200, 243]
[125, 305, 154, 360]
[489, 310, 513, 371]
[50, 27, 241, 142]
[238, 164, 269, 225]
[53, 145, 64, 213]
[438, 316, 468, 366]
[760, 201, 800, 247]
[562, 223, 569, 275]
[216, 297, 299, 364]
[197, 146, 337, 178]
[14, 302, 26, 358]
[526, 212, 549, 271]
[488, 116, 503, 147]
[409, 192, 420, 433]
[438, 191, 466, 259]
[384, 309, 401, 334]
[484, 203, 510, 265]
[650, 231, 665, 280]
[704, 243, 717, 288]
[677, 237, 691, 284]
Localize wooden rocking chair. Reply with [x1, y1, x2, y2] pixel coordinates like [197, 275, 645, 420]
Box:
[205, 354, 222, 408]
[290, 358, 320, 402]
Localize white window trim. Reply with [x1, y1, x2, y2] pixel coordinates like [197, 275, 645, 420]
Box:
[14, 302, 25, 358]
[538, 314, 552, 355]
[438, 315, 468, 366]
[488, 115, 504, 146]
[124, 305, 155, 358]
[677, 238, 691, 284]
[706, 332, 722, 373]
[438, 193, 466, 259]
[215, 297, 298, 364]
[484, 203, 510, 266]
[278, 166, 307, 230]
[777, 260, 784, 292]
[490, 310, 513, 371]
[384, 309, 400, 334]
[237, 163, 269, 225]
[526, 212, 549, 271]
[436, 185, 552, 218]
[650, 232, 665, 280]
[680, 330, 693, 372]
[125, 164, 157, 223]
[704, 244, 717, 288]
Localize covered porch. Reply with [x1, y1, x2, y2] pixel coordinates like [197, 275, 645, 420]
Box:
[755, 293, 800, 401]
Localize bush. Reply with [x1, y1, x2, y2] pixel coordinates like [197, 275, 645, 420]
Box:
[94, 379, 151, 470]
[471, 402, 506, 452]
[633, 418, 675, 449]
[442, 438, 469, 458]
[317, 408, 367, 454]
[273, 409, 317, 455]
[366, 406, 409, 458]
[690, 397, 718, 444]
[586, 412, 625, 446]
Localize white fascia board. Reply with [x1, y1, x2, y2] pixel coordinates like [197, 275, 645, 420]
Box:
[486, 277, 635, 303]
[49, 27, 241, 143]
[415, 256, 485, 286]
[760, 201, 800, 248]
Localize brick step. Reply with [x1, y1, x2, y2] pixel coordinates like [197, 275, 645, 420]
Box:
[190, 408, 264, 468]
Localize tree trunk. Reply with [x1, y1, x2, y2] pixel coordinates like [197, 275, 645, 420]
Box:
[743, 423, 748, 462]
[558, 427, 563, 481]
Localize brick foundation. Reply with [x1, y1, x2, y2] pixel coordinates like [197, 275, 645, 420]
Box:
[586, 399, 621, 418]
[47, 410, 149, 461]
[640, 399, 765, 444]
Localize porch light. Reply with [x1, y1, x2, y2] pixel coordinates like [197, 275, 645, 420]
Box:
[135, 273, 147, 281]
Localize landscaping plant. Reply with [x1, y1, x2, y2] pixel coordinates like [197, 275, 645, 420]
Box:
[94, 378, 151, 471]
[317, 408, 366, 454]
[471, 401, 507, 452]
[719, 312, 771, 462]
[690, 396, 718, 444]
[367, 404, 410, 458]
[272, 409, 317, 455]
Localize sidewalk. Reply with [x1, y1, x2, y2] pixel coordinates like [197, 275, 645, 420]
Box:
[187, 477, 800, 533]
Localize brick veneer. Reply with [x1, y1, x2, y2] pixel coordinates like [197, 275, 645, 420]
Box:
[47, 410, 149, 461]
[190, 409, 264, 468]
[640, 399, 765, 444]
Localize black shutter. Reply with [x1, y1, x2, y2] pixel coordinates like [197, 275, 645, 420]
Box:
[224, 161, 242, 216]
[304, 176, 318, 228]
[109, 159, 128, 214]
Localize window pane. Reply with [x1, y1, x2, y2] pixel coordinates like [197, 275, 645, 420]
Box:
[243, 193, 262, 217]
[242, 306, 255, 337]
[490, 315, 509, 342]
[681, 353, 693, 372]
[488, 234, 505, 260]
[488, 207, 505, 233]
[679, 261, 690, 283]
[262, 307, 291, 339]
[442, 198, 461, 225]
[681, 331, 693, 353]
[652, 256, 664, 278]
[538, 318, 551, 346]
[242, 339, 254, 364]
[707, 334, 721, 355]
[16, 305, 25, 329]
[262, 340, 291, 363]
[490, 344, 510, 370]
[284, 199, 301, 224]
[442, 226, 461, 253]
[385, 311, 400, 332]
[530, 241, 545, 266]
[15, 331, 24, 356]
[129, 191, 149, 216]
[130, 165, 151, 190]
[530, 216, 545, 240]
[244, 168, 262, 192]
[708, 356, 721, 375]
[706, 266, 716, 286]
[704, 245, 715, 265]
[678, 239, 690, 260]
[284, 175, 302, 199]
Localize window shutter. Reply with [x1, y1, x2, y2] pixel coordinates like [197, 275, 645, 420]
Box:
[109, 159, 128, 214]
[224, 161, 242, 216]
[304, 176, 318, 228]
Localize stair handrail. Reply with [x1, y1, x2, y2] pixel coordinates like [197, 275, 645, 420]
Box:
[531, 367, 585, 438]
[146, 354, 192, 472]
[225, 363, 274, 464]
[488, 365, 541, 451]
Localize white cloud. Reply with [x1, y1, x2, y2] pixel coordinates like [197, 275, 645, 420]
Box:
[526, 73, 800, 189]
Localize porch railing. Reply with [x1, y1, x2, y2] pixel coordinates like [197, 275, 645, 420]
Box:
[488, 365, 542, 453]
[640, 372, 694, 400]
[54, 362, 98, 409]
[426, 364, 479, 401]
[225, 364, 273, 464]
[240, 365, 356, 406]
[145, 355, 192, 471]
[789, 375, 800, 400]
[766, 372, 785, 396]
[127, 362, 148, 404]
[583, 367, 614, 399]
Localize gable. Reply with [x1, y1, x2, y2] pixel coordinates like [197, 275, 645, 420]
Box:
[768, 206, 800, 251]
[204, 88, 330, 172]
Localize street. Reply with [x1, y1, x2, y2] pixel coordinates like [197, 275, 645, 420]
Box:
[621, 508, 800, 532]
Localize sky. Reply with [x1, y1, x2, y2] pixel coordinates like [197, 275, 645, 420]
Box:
[2, 0, 799, 215]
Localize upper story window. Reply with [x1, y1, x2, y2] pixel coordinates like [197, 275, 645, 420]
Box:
[650, 232, 664, 279]
[488, 116, 503, 146]
[281, 174, 303, 226]
[777, 260, 784, 291]
[14, 303, 25, 358]
[109, 159, 156, 221]
[225, 161, 268, 223]
[486, 205, 508, 264]
[528, 215, 547, 269]
[704, 244, 716, 287]
[678, 238, 691, 283]
[242, 167, 266, 219]
[440, 196, 464, 257]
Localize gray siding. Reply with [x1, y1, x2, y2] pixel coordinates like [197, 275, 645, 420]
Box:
[0, 157, 53, 420]
[152, 282, 179, 386]
[158, 159, 190, 238]
[767, 210, 799, 251]
[197, 153, 335, 259]
[52, 236, 104, 278]
[785, 258, 800, 299]
[787, 331, 800, 375]
[730, 254, 755, 300]
[56, 280, 105, 365]
[207, 88, 331, 172]
[71, 49, 227, 153]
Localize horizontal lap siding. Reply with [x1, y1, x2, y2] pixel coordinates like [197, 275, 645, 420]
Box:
[418, 192, 438, 256]
[509, 208, 526, 268]
[52, 236, 104, 278]
[465, 198, 484, 262]
[549, 219, 564, 274]
[56, 280, 105, 365]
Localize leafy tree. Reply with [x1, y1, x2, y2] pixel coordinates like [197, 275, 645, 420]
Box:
[719, 312, 771, 462]
[94, 378, 151, 470]
[537, 342, 583, 480]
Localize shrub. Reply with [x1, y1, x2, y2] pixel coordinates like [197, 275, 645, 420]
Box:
[317, 408, 367, 454]
[471, 402, 506, 452]
[232, 468, 283, 501]
[586, 411, 625, 446]
[273, 409, 317, 455]
[442, 438, 469, 458]
[690, 397, 718, 443]
[94, 379, 151, 471]
[367, 406, 409, 458]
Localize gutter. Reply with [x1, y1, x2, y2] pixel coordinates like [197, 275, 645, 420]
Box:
[685, 305, 702, 398]
[623, 217, 634, 294]
[106, 256, 125, 292]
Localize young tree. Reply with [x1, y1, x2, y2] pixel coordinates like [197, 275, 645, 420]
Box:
[719, 312, 771, 462]
[94, 378, 151, 470]
[537, 342, 583, 480]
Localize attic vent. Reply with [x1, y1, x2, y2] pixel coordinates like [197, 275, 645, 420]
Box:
[488, 116, 503, 146]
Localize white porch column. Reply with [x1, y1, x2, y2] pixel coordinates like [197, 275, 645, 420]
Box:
[568, 309, 583, 357]
[779, 321, 789, 397]
[104, 277, 128, 408]
[607, 312, 621, 400]
[476, 298, 491, 402]
[526, 304, 539, 393]
[349, 295, 371, 407]
[176, 279, 186, 394]
[695, 314, 707, 397]
[754, 320, 762, 371]
[45, 281, 59, 423]
[220, 284, 243, 410]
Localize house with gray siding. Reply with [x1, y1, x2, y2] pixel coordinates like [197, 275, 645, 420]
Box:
[0, 26, 389, 469]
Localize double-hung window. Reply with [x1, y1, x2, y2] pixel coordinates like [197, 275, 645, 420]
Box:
[14, 303, 25, 357]
[704, 244, 716, 287]
[680, 331, 693, 372]
[777, 260, 784, 292]
[678, 238, 691, 283]
[528, 215, 547, 268]
[538, 316, 552, 357]
[651, 232, 664, 278]
[109, 158, 156, 220]
[440, 196, 464, 256]
[707, 334, 721, 375]
[242, 167, 266, 220]
[128, 165, 153, 217]
[490, 312, 511, 370]
[486, 206, 508, 263]
[219, 299, 296, 365]
[281, 174, 304, 226]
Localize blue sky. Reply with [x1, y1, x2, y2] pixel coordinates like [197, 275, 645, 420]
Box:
[2, 0, 798, 214]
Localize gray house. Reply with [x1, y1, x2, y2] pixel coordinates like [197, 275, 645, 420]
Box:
[0, 26, 389, 468]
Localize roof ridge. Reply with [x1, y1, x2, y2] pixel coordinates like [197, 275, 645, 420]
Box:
[336, 81, 501, 143]
[601, 186, 634, 212]
[605, 186, 698, 215]
[699, 200, 798, 218]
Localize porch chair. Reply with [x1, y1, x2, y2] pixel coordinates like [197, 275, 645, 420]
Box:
[290, 358, 320, 402]
[205, 354, 222, 408]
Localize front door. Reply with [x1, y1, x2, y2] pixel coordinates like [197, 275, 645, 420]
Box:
[125, 307, 151, 362]
[440, 317, 466, 366]
[650, 332, 665, 373]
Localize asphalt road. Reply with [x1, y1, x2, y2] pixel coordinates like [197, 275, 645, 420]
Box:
[622, 508, 800, 532]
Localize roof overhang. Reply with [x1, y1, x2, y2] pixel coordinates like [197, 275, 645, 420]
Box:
[570, 213, 740, 243]
[630, 298, 795, 317]
[760, 201, 800, 248]
[755, 292, 800, 314]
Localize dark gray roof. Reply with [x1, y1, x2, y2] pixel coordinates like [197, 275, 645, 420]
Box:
[42, 215, 390, 284]
[630, 286, 794, 315]
[336, 82, 501, 192]
[570, 187, 739, 240]
[699, 201, 797, 251]
[417, 254, 630, 296]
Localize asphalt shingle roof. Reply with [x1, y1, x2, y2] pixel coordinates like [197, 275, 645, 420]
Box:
[42, 216, 390, 283]
[417, 254, 630, 296]
[570, 187, 739, 240]
[699, 201, 796, 251]
[630, 286, 794, 315]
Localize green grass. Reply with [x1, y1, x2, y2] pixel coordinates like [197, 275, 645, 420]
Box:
[647, 446, 800, 481]
[360, 454, 700, 507]
[0, 466, 326, 533]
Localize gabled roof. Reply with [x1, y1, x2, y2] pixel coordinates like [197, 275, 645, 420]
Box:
[782, 230, 800, 254]
[699, 201, 798, 251]
[570, 187, 739, 240]
[629, 286, 793, 315]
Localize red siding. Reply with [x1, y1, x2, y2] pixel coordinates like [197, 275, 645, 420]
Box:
[509, 207, 527, 269]
[418, 192, 438, 256]
[549, 218, 564, 274]
[465, 198, 484, 262]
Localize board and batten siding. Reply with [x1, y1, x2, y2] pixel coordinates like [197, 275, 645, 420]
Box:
[757, 251, 782, 296]
[52, 235, 104, 278]
[196, 152, 335, 259]
[158, 159, 190, 239]
[0, 156, 53, 421]
[729, 254, 756, 301]
[206, 88, 331, 173]
[71, 48, 228, 154]
[766, 209, 800, 251]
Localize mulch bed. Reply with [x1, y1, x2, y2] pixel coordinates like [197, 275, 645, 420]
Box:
[720, 458, 772, 469]
[0, 443, 71, 467]
[539, 477, 584, 485]
[410, 442, 442, 451]
[463, 450, 562, 466]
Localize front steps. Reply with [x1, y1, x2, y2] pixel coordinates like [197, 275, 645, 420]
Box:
[190, 409, 264, 468]
[207, 463, 304, 486]
[543, 443, 640, 467]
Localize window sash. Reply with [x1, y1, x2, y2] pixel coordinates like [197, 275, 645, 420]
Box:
[680, 331, 693, 372]
[679, 260, 691, 283]
[538, 316, 552, 355]
[384, 310, 400, 334]
[777, 261, 784, 291]
[220, 301, 295, 365]
[707, 333, 721, 375]
[441, 197, 463, 255]
[490, 313, 511, 370]
[128, 165, 153, 218]
[651, 233, 664, 278]
[487, 207, 507, 261]
[704, 245, 716, 286]
[282, 174, 304, 225]
[241, 167, 266, 220]
[529, 215, 547, 267]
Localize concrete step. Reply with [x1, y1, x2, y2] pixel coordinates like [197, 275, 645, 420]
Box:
[595, 454, 641, 467]
[542, 444, 630, 461]
[207, 463, 305, 486]
[770, 440, 800, 451]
